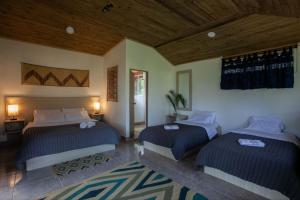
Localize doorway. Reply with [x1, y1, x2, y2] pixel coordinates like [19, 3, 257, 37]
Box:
[129, 69, 148, 138]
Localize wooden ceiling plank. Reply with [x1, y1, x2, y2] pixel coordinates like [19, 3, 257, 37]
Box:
[38, 0, 175, 45]
[0, 17, 114, 55]
[153, 0, 201, 26]
[157, 14, 300, 64]
[1, 0, 300, 64]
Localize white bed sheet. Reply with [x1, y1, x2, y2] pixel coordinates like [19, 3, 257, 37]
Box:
[231, 128, 299, 146]
[176, 120, 218, 140]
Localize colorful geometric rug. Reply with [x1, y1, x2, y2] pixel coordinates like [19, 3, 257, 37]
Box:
[41, 161, 207, 200]
[52, 153, 110, 176]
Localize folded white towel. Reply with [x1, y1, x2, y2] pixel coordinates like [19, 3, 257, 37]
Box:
[238, 139, 265, 147]
[87, 121, 96, 128]
[80, 121, 96, 129]
[80, 122, 88, 129]
[164, 124, 179, 130]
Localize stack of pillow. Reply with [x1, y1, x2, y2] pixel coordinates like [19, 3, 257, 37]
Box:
[245, 116, 285, 135]
[184, 111, 218, 127]
[33, 108, 92, 124]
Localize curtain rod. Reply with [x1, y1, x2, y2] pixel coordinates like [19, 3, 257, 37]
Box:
[222, 43, 298, 59]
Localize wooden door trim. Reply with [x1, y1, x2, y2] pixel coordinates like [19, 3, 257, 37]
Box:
[129, 69, 149, 138]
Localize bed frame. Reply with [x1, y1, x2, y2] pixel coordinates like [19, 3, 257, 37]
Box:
[204, 166, 289, 200]
[26, 144, 115, 171]
[143, 141, 177, 160]
[5, 96, 116, 171]
[143, 141, 200, 161]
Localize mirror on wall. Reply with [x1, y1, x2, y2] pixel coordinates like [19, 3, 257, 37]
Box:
[176, 70, 192, 111]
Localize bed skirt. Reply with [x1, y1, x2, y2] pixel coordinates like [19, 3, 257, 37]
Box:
[204, 166, 289, 200]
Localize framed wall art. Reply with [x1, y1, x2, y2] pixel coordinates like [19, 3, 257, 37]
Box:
[107, 66, 118, 102]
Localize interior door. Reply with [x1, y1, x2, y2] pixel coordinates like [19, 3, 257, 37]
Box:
[129, 70, 135, 138]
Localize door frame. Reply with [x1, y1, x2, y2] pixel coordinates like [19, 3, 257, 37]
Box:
[129, 69, 148, 138]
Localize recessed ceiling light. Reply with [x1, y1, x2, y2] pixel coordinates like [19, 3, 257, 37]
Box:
[102, 2, 114, 13]
[208, 32, 216, 38]
[66, 26, 75, 34]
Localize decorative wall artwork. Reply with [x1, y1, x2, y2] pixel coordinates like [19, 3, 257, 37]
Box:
[21, 63, 89, 87]
[107, 66, 118, 102]
[221, 46, 295, 90]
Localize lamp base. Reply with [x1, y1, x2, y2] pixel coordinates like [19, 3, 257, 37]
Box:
[10, 117, 17, 120]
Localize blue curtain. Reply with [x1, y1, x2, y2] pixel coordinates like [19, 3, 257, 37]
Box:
[220, 47, 294, 90]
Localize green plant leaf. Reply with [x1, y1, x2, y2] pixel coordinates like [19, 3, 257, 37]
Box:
[177, 94, 186, 108]
[166, 94, 176, 113]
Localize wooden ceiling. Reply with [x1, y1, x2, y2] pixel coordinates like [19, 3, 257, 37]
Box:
[0, 0, 300, 65]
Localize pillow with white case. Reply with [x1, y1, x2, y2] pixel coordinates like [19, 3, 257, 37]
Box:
[33, 109, 65, 123]
[62, 108, 91, 122]
[246, 116, 285, 134]
[187, 111, 216, 125]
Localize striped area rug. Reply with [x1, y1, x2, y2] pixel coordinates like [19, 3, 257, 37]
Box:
[40, 161, 207, 200]
[53, 153, 110, 176]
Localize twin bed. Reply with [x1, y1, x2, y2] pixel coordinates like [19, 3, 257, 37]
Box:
[139, 111, 218, 160]
[139, 113, 300, 200]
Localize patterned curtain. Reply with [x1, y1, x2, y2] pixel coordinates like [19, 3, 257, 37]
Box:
[220, 47, 294, 90]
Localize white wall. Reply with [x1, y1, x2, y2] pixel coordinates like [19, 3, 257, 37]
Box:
[126, 40, 175, 134]
[103, 39, 175, 137]
[176, 46, 300, 136]
[0, 38, 104, 133]
[103, 40, 127, 136]
[0, 38, 175, 139]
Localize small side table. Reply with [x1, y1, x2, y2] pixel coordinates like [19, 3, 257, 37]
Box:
[4, 119, 25, 146]
[90, 113, 104, 122]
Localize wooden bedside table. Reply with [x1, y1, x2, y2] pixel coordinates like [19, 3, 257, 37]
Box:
[4, 119, 25, 145]
[90, 113, 104, 122]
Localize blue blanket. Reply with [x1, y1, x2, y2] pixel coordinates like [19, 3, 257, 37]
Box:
[139, 124, 209, 160]
[16, 122, 120, 170]
[196, 133, 300, 200]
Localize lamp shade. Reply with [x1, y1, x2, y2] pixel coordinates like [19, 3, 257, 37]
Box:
[7, 104, 19, 119]
[94, 102, 101, 113]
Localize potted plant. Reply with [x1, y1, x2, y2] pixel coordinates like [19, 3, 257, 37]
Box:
[166, 90, 186, 117]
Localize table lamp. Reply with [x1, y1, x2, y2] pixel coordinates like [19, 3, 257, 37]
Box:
[7, 104, 19, 120]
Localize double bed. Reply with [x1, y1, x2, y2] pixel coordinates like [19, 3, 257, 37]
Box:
[139, 111, 218, 160]
[6, 96, 120, 171]
[196, 117, 300, 200]
[17, 121, 120, 171]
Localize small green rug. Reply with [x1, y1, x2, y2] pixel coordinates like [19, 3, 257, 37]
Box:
[53, 153, 110, 176]
[42, 161, 207, 200]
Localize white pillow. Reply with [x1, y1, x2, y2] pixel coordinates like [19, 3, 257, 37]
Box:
[246, 116, 284, 134]
[33, 109, 65, 123]
[187, 111, 216, 125]
[62, 108, 90, 122]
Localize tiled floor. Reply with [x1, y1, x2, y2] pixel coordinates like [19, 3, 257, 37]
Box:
[0, 140, 266, 200]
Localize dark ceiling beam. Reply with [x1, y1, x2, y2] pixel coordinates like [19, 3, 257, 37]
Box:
[155, 13, 252, 48]
[153, 0, 200, 26]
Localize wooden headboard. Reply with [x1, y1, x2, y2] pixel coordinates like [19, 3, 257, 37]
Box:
[5, 96, 100, 122]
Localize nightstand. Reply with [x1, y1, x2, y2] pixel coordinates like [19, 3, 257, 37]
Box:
[4, 119, 25, 145]
[90, 113, 104, 122]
